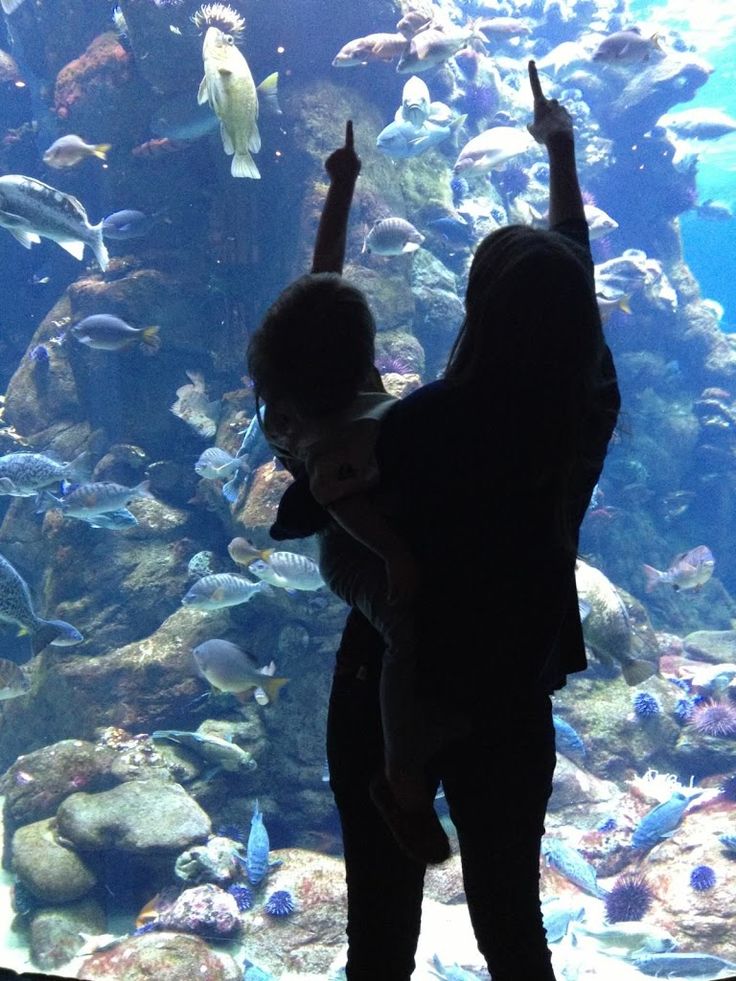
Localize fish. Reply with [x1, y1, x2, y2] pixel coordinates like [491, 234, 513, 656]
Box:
[592, 29, 663, 64]
[428, 953, 484, 980]
[453, 126, 535, 175]
[69, 315, 160, 353]
[362, 217, 424, 255]
[38, 479, 154, 519]
[718, 833, 736, 854]
[171, 370, 221, 439]
[541, 897, 585, 943]
[0, 175, 109, 270]
[332, 33, 408, 67]
[198, 26, 261, 179]
[630, 951, 736, 977]
[194, 447, 247, 479]
[0, 552, 83, 654]
[245, 799, 279, 884]
[474, 16, 530, 37]
[575, 559, 656, 685]
[399, 75, 431, 127]
[0, 657, 30, 700]
[244, 551, 325, 591]
[596, 293, 632, 321]
[571, 921, 676, 955]
[187, 551, 215, 579]
[192, 639, 288, 703]
[631, 790, 700, 851]
[181, 574, 271, 610]
[102, 210, 157, 240]
[657, 106, 736, 140]
[396, 26, 487, 74]
[74, 507, 138, 530]
[396, 8, 434, 39]
[584, 203, 619, 240]
[552, 714, 586, 758]
[427, 212, 475, 248]
[0, 450, 90, 497]
[541, 837, 608, 898]
[1, 0, 28, 14]
[377, 114, 466, 159]
[695, 199, 734, 221]
[642, 545, 715, 592]
[152, 94, 219, 142]
[151, 729, 257, 773]
[42, 135, 111, 169]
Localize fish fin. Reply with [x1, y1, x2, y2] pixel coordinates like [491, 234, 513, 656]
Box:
[141, 326, 161, 352]
[93, 143, 112, 160]
[197, 76, 209, 105]
[642, 563, 661, 592]
[258, 676, 289, 704]
[134, 479, 155, 500]
[36, 490, 63, 514]
[90, 221, 110, 271]
[257, 71, 282, 115]
[7, 226, 40, 249]
[221, 476, 239, 503]
[231, 152, 261, 179]
[401, 241, 421, 253]
[622, 658, 657, 686]
[248, 124, 261, 155]
[618, 296, 632, 314]
[31, 622, 64, 656]
[1, 0, 26, 12]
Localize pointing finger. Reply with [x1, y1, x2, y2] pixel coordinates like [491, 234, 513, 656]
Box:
[345, 120, 354, 149]
[528, 60, 545, 103]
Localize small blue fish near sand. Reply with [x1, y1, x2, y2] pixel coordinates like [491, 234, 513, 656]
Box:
[181, 574, 270, 610]
[552, 715, 586, 758]
[631, 951, 736, 977]
[38, 480, 154, 519]
[0, 552, 83, 654]
[541, 897, 585, 943]
[542, 838, 607, 898]
[245, 800, 281, 884]
[632, 790, 700, 851]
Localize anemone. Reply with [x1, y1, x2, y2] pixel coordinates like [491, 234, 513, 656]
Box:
[192, 3, 245, 38]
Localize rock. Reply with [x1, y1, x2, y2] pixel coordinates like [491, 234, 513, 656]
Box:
[174, 836, 244, 886]
[160, 883, 242, 937]
[29, 897, 106, 971]
[75, 930, 241, 980]
[12, 818, 97, 903]
[683, 630, 736, 664]
[56, 779, 210, 853]
[238, 460, 293, 530]
[1, 739, 116, 829]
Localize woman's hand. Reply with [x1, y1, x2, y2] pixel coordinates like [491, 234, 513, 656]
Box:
[527, 60, 574, 146]
[325, 119, 362, 186]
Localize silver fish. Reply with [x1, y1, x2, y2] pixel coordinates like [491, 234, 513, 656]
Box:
[0, 450, 89, 497]
[453, 126, 534, 175]
[151, 729, 257, 773]
[642, 545, 715, 592]
[247, 553, 325, 591]
[194, 447, 246, 479]
[0, 175, 109, 270]
[42, 135, 111, 170]
[74, 507, 138, 530]
[362, 217, 424, 255]
[39, 479, 154, 518]
[70, 315, 160, 353]
[0, 657, 30, 700]
[192, 639, 288, 702]
[332, 32, 408, 67]
[171, 370, 221, 439]
[181, 573, 270, 610]
[0, 552, 83, 654]
[658, 106, 736, 140]
[592, 29, 663, 64]
[399, 75, 431, 127]
[396, 26, 486, 74]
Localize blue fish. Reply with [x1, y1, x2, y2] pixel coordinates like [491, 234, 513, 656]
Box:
[102, 209, 157, 240]
[245, 800, 281, 885]
[222, 405, 269, 503]
[427, 213, 475, 248]
[542, 838, 607, 899]
[541, 897, 586, 943]
[631, 791, 700, 851]
[376, 115, 465, 159]
[429, 953, 485, 980]
[631, 951, 736, 977]
[552, 715, 586, 758]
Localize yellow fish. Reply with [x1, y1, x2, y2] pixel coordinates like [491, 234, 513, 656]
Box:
[198, 26, 260, 179]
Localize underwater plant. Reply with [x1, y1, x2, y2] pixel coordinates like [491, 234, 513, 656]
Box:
[604, 873, 654, 923]
[263, 889, 296, 916]
[633, 692, 660, 719]
[690, 865, 716, 891]
[689, 699, 736, 738]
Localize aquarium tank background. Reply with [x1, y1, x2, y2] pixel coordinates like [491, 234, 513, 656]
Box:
[0, 0, 735, 978]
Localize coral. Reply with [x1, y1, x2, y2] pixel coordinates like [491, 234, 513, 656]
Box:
[227, 884, 253, 912]
[633, 692, 660, 719]
[263, 889, 296, 916]
[604, 873, 654, 923]
[689, 865, 716, 891]
[720, 773, 736, 802]
[688, 699, 736, 738]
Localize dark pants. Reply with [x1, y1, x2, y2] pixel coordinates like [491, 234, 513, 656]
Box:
[326, 667, 558, 981]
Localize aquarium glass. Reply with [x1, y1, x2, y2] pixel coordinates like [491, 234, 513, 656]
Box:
[0, 0, 735, 978]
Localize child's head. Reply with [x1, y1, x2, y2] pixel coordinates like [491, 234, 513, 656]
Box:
[247, 272, 376, 418]
[445, 224, 602, 394]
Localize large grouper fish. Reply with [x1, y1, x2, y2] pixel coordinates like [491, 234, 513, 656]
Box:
[198, 26, 261, 179]
[0, 175, 109, 270]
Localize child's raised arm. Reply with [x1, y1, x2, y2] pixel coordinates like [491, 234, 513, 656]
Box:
[527, 61, 584, 229]
[311, 120, 362, 275]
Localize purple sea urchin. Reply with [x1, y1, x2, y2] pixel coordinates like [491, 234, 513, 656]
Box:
[689, 699, 736, 738]
[633, 692, 660, 719]
[604, 873, 654, 923]
[493, 163, 530, 200]
[690, 865, 716, 891]
[227, 884, 253, 911]
[263, 889, 295, 916]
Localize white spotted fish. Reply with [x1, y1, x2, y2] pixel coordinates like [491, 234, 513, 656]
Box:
[0, 450, 89, 497]
[0, 657, 30, 700]
[542, 837, 608, 898]
[0, 175, 109, 270]
[0, 552, 83, 654]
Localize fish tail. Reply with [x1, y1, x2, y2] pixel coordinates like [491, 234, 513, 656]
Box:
[141, 326, 161, 352]
[618, 296, 632, 314]
[259, 676, 289, 704]
[134, 479, 155, 500]
[93, 143, 112, 160]
[257, 72, 282, 116]
[89, 221, 110, 272]
[231, 152, 260, 180]
[1, 0, 26, 12]
[31, 620, 66, 655]
[64, 450, 94, 483]
[35, 490, 62, 514]
[622, 657, 657, 686]
[642, 564, 662, 592]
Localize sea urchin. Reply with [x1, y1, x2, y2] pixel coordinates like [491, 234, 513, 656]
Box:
[633, 692, 660, 719]
[263, 889, 295, 916]
[690, 865, 716, 891]
[689, 699, 736, 738]
[604, 872, 654, 923]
